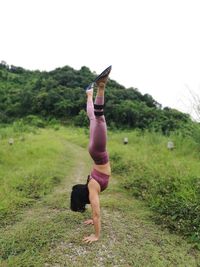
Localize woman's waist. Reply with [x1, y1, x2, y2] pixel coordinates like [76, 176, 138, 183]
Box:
[90, 167, 110, 192]
[93, 162, 111, 176]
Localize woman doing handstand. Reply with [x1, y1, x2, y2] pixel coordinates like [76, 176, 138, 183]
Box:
[70, 66, 112, 243]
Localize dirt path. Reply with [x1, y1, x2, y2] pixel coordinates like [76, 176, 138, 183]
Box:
[1, 139, 200, 267]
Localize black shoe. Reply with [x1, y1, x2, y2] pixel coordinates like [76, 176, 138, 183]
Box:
[94, 65, 112, 84]
[85, 82, 94, 91]
[84, 65, 112, 91]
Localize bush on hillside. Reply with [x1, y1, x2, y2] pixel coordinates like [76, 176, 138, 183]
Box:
[0, 63, 193, 133]
[74, 110, 88, 127]
[23, 115, 46, 128]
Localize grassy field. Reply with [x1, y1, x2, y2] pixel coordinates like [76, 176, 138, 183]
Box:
[0, 124, 200, 266]
[0, 125, 75, 226]
[108, 130, 200, 246]
[59, 126, 200, 244]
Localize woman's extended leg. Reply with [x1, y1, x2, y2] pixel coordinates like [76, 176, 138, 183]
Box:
[87, 83, 108, 164]
[86, 88, 95, 121]
[92, 83, 107, 152]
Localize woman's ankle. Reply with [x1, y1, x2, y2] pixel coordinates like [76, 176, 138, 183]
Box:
[97, 83, 105, 95]
[97, 80, 107, 88]
[86, 89, 93, 97]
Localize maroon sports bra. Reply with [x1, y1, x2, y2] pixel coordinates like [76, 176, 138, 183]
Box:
[88, 168, 110, 191]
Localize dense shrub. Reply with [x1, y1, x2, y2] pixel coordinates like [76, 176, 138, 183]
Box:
[0, 63, 193, 133]
[74, 110, 88, 127]
[23, 115, 46, 128]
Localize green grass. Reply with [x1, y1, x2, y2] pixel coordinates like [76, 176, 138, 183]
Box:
[0, 125, 200, 266]
[1, 180, 199, 267]
[58, 127, 200, 244]
[0, 126, 74, 226]
[108, 130, 200, 245]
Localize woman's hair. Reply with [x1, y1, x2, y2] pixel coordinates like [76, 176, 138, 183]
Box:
[70, 184, 90, 212]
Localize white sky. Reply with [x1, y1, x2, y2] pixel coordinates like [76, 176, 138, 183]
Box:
[1, 0, 200, 119]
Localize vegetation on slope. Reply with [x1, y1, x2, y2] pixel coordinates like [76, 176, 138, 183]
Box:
[0, 61, 192, 134]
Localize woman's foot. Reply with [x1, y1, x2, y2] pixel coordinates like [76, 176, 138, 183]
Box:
[85, 66, 112, 91]
[95, 65, 112, 87]
[96, 78, 107, 89]
[85, 82, 94, 92]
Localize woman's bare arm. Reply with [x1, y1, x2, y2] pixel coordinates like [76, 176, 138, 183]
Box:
[83, 179, 101, 243]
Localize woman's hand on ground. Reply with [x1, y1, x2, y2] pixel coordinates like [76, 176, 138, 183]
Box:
[83, 219, 94, 225]
[83, 234, 99, 243]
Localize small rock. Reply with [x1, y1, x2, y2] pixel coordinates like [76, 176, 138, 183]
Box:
[8, 138, 14, 145]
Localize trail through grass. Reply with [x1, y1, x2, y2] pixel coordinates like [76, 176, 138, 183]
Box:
[0, 128, 200, 267]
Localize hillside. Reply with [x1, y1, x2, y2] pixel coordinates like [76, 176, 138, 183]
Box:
[0, 61, 192, 133]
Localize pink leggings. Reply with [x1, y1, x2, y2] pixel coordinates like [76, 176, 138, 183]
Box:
[87, 95, 109, 165]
